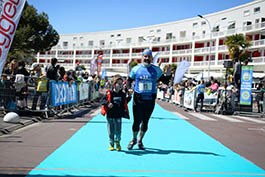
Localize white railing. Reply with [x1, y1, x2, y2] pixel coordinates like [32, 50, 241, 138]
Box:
[252, 39, 265, 47]
[160, 51, 170, 55]
[252, 57, 265, 64]
[218, 60, 224, 65]
[112, 64, 127, 67]
[172, 49, 192, 55]
[57, 55, 74, 59]
[112, 53, 130, 57]
[76, 55, 92, 58]
[218, 45, 227, 51]
[131, 52, 142, 57]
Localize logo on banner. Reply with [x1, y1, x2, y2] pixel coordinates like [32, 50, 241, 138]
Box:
[0, 0, 26, 76]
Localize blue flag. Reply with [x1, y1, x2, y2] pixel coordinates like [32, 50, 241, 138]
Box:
[174, 60, 190, 84]
[101, 69, 107, 79]
[153, 52, 160, 65]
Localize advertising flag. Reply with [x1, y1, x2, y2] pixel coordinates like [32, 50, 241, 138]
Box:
[127, 58, 132, 75]
[0, 0, 27, 76]
[240, 65, 253, 105]
[153, 52, 160, 65]
[90, 56, 97, 75]
[173, 60, 190, 84]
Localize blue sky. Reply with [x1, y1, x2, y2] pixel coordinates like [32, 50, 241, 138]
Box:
[27, 0, 253, 34]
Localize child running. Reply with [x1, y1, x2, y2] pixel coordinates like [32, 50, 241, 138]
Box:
[101, 75, 131, 151]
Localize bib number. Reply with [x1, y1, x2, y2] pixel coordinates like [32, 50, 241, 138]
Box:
[139, 81, 152, 92]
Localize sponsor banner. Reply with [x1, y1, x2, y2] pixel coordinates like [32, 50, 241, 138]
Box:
[174, 89, 182, 105]
[240, 65, 253, 105]
[79, 82, 89, 101]
[0, 0, 26, 76]
[51, 81, 78, 106]
[183, 89, 195, 110]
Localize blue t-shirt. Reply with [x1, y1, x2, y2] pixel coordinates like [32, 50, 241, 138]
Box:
[129, 64, 163, 94]
[197, 84, 205, 95]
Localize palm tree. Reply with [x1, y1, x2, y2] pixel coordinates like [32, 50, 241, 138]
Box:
[225, 33, 252, 64]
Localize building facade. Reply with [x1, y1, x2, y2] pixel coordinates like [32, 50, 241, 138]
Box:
[37, 0, 265, 75]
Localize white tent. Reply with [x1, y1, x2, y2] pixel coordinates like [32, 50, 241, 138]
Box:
[195, 71, 224, 81]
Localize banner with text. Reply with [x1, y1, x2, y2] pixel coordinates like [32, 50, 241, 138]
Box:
[0, 0, 26, 76]
[51, 81, 78, 106]
[240, 65, 253, 105]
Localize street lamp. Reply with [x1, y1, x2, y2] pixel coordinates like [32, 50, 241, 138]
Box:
[198, 15, 212, 81]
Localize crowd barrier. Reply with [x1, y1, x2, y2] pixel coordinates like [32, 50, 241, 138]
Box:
[0, 74, 100, 118]
[157, 86, 264, 115]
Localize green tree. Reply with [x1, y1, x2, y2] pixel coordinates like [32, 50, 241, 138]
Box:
[130, 61, 138, 69]
[225, 33, 252, 64]
[8, 2, 59, 63]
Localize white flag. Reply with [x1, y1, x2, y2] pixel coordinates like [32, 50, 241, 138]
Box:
[174, 60, 190, 84]
[0, 0, 26, 76]
[90, 56, 97, 75]
[127, 58, 132, 75]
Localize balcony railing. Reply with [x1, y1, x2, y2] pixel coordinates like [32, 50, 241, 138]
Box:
[252, 57, 265, 64]
[112, 53, 130, 57]
[172, 49, 192, 55]
[194, 47, 215, 54]
[252, 39, 265, 47]
[76, 55, 92, 58]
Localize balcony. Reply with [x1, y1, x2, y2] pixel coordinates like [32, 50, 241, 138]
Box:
[193, 61, 215, 67]
[194, 46, 216, 54]
[112, 64, 128, 67]
[112, 53, 130, 58]
[131, 52, 142, 57]
[75, 55, 92, 59]
[57, 55, 74, 59]
[252, 57, 265, 64]
[172, 49, 192, 55]
[218, 45, 227, 51]
[252, 39, 265, 47]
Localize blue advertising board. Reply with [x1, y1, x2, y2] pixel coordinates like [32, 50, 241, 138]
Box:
[51, 81, 78, 106]
[240, 65, 253, 105]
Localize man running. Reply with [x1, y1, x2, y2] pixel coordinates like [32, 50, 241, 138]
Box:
[126, 49, 169, 150]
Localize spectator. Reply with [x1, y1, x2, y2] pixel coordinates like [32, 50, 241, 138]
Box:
[210, 80, 219, 93]
[194, 80, 205, 112]
[45, 58, 58, 81]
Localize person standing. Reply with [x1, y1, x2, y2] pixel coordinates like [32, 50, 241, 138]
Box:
[101, 75, 131, 151]
[126, 49, 168, 150]
[194, 80, 205, 112]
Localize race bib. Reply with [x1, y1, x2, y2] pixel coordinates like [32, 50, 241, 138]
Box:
[139, 81, 152, 92]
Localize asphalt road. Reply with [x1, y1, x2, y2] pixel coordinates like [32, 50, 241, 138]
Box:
[0, 100, 264, 177]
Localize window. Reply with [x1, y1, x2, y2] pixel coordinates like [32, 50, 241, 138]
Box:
[255, 19, 260, 23]
[138, 36, 144, 42]
[117, 34, 121, 37]
[202, 31, 206, 35]
[157, 37, 160, 42]
[80, 37, 84, 40]
[228, 21, 236, 29]
[110, 34, 114, 38]
[193, 22, 198, 28]
[244, 10, 250, 17]
[201, 21, 206, 25]
[73, 43, 76, 47]
[180, 31, 186, 38]
[192, 32, 196, 36]
[80, 43, 84, 47]
[254, 7, 260, 14]
[73, 37, 77, 40]
[100, 40, 105, 46]
[126, 38, 131, 44]
[63, 41, 68, 47]
[157, 29, 161, 33]
[88, 40, 94, 46]
[212, 25, 219, 32]
[149, 30, 154, 33]
[166, 33, 173, 40]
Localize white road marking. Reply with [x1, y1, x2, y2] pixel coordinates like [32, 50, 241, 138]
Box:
[189, 113, 217, 121]
[212, 114, 244, 123]
[172, 112, 189, 120]
[233, 116, 265, 124]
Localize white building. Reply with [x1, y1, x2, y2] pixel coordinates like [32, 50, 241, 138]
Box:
[37, 0, 265, 76]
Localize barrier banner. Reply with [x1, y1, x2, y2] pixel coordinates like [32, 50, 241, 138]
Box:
[51, 81, 78, 106]
[183, 89, 195, 109]
[240, 65, 253, 105]
[0, 0, 26, 76]
[79, 82, 89, 101]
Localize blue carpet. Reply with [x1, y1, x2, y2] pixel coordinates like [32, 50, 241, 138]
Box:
[27, 102, 265, 177]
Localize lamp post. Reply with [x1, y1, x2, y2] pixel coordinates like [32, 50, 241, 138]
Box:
[198, 15, 212, 81]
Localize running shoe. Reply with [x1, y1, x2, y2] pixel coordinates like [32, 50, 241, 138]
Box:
[116, 142, 121, 151]
[138, 141, 145, 150]
[109, 144, 114, 151]
[127, 139, 137, 150]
